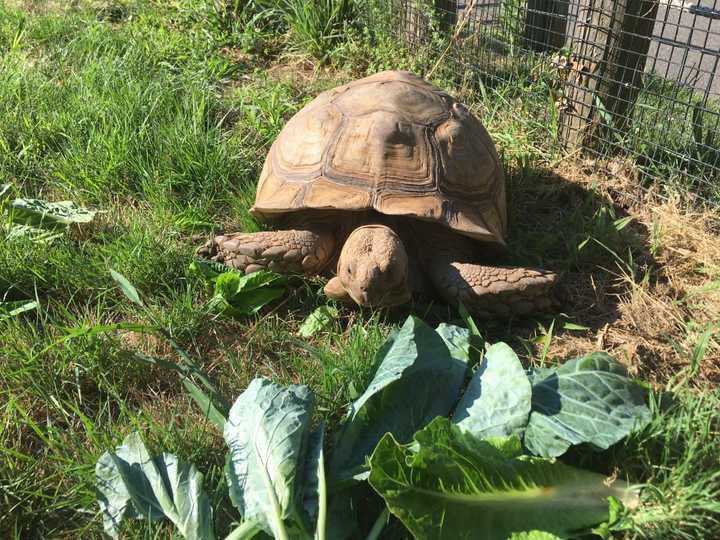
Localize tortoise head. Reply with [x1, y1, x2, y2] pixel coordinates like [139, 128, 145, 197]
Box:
[325, 225, 411, 308]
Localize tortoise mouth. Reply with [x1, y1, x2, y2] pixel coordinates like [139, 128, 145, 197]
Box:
[347, 285, 411, 308]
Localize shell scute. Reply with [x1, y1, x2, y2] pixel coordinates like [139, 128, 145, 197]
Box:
[328, 112, 433, 189]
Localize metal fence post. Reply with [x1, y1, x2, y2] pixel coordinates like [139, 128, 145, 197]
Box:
[559, 0, 659, 149]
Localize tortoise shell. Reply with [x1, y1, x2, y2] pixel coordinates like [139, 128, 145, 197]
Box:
[251, 70, 507, 244]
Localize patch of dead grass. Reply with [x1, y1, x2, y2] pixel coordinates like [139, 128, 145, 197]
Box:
[543, 159, 720, 384]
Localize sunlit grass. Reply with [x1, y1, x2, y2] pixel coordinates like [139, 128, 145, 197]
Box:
[1, 1, 719, 538]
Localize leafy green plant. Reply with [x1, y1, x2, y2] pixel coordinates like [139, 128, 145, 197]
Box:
[96, 309, 650, 539]
[453, 342, 531, 438]
[369, 418, 637, 540]
[1, 191, 98, 243]
[96, 432, 214, 540]
[190, 260, 287, 317]
[224, 378, 322, 540]
[329, 317, 470, 483]
[298, 305, 338, 337]
[524, 354, 652, 457]
[8, 197, 98, 228]
[455, 343, 651, 458]
[95, 379, 323, 540]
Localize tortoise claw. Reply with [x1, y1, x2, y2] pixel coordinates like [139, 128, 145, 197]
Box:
[195, 237, 218, 259]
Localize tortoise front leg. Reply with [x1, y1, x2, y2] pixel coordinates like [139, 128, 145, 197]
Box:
[197, 228, 335, 275]
[427, 260, 557, 318]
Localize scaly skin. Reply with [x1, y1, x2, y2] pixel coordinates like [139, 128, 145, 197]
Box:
[408, 222, 557, 318]
[426, 261, 556, 318]
[196, 215, 557, 317]
[197, 228, 335, 275]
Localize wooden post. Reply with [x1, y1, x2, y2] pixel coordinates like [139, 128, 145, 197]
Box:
[559, 0, 659, 149]
[524, 0, 569, 52]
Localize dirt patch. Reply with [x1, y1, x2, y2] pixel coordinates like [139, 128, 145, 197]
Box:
[118, 329, 172, 357]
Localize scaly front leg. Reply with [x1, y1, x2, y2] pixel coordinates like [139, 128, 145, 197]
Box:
[197, 228, 335, 275]
[410, 222, 557, 318]
[428, 261, 557, 318]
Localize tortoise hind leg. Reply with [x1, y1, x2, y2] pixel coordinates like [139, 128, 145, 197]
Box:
[427, 261, 557, 318]
[197, 228, 335, 275]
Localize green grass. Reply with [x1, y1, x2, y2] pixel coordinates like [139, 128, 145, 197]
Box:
[1, 1, 719, 538]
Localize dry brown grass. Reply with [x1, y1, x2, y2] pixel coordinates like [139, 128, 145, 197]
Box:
[539, 158, 720, 384]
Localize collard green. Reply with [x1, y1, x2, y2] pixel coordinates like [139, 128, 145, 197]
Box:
[208, 270, 286, 317]
[524, 353, 651, 457]
[10, 198, 97, 227]
[329, 316, 468, 482]
[95, 432, 214, 540]
[436, 323, 478, 366]
[224, 378, 315, 539]
[453, 342, 531, 438]
[298, 306, 338, 338]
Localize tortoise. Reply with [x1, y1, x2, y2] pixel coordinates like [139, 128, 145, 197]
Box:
[198, 70, 556, 318]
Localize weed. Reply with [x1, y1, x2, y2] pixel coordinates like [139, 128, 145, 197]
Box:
[282, 0, 355, 62]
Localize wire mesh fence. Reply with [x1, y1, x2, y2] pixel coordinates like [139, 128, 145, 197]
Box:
[367, 0, 720, 205]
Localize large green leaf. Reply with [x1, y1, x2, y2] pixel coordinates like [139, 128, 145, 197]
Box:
[436, 323, 479, 366]
[453, 342, 531, 438]
[1, 192, 97, 243]
[95, 432, 214, 540]
[524, 353, 652, 457]
[9, 198, 98, 227]
[224, 378, 315, 539]
[368, 417, 635, 540]
[0, 300, 38, 322]
[3, 197, 97, 243]
[329, 316, 469, 483]
[207, 270, 287, 317]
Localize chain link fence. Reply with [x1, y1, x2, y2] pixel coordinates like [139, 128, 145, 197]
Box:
[368, 0, 720, 205]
